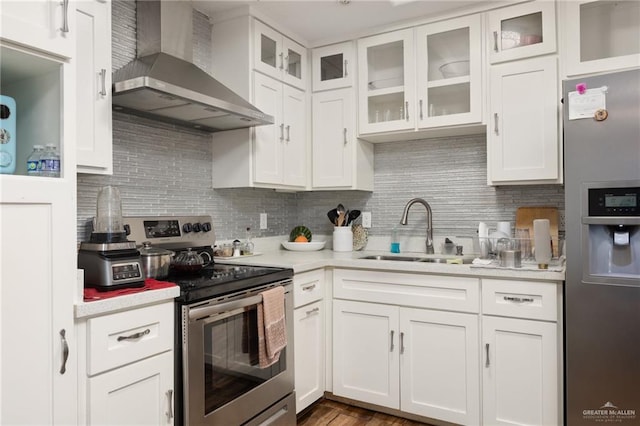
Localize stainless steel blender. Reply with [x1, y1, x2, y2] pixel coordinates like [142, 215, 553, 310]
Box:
[78, 186, 145, 290]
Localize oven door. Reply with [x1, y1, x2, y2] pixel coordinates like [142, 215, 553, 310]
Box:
[183, 281, 294, 426]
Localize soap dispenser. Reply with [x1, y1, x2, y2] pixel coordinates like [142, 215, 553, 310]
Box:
[390, 225, 400, 253]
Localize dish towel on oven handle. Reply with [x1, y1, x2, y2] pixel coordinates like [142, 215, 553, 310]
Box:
[257, 286, 287, 368]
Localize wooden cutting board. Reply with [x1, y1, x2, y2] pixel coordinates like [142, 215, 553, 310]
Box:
[515, 207, 559, 257]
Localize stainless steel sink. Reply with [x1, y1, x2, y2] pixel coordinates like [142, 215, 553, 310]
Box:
[358, 255, 424, 261]
[358, 255, 473, 264]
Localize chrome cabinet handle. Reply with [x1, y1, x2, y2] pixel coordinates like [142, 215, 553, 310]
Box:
[117, 328, 150, 341]
[279, 52, 284, 70]
[344, 60, 348, 77]
[405, 101, 409, 121]
[280, 123, 284, 141]
[400, 332, 405, 354]
[419, 100, 423, 120]
[60, 0, 69, 33]
[493, 31, 499, 52]
[343, 128, 348, 145]
[301, 283, 316, 291]
[485, 343, 490, 367]
[166, 389, 174, 421]
[494, 113, 499, 135]
[306, 307, 320, 316]
[286, 125, 291, 142]
[59, 329, 69, 374]
[390, 330, 395, 352]
[99, 69, 107, 96]
[504, 296, 534, 303]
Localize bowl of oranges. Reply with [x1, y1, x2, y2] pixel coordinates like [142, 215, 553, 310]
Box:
[282, 226, 326, 251]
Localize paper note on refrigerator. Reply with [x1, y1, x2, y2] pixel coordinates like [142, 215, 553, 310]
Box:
[568, 87, 607, 120]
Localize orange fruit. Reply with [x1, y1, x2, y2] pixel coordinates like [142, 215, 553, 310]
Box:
[294, 235, 308, 243]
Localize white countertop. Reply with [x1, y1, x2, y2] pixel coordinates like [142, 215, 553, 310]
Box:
[217, 248, 566, 282]
[74, 236, 565, 318]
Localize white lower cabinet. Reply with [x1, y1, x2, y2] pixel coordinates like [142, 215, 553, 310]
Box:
[481, 278, 561, 426]
[332, 269, 481, 425]
[293, 269, 326, 413]
[482, 317, 557, 426]
[79, 302, 175, 425]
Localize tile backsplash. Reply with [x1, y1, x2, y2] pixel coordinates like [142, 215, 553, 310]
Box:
[76, 1, 564, 243]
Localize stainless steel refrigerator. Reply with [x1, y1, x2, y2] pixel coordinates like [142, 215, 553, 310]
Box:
[563, 69, 640, 425]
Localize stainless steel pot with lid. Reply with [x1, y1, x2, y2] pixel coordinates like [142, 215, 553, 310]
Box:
[139, 241, 174, 279]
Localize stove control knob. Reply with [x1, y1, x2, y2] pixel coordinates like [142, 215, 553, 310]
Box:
[182, 223, 193, 233]
[201, 222, 212, 232]
[192, 223, 202, 232]
[123, 224, 131, 236]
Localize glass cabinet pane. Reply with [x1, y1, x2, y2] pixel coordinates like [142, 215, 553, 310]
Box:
[320, 53, 344, 82]
[367, 40, 404, 90]
[427, 27, 470, 82]
[367, 93, 405, 124]
[500, 12, 543, 51]
[428, 84, 471, 117]
[579, 1, 640, 62]
[260, 34, 277, 68]
[286, 48, 302, 80]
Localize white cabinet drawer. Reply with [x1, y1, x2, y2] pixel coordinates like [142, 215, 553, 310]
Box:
[482, 279, 558, 321]
[87, 302, 174, 375]
[333, 269, 480, 313]
[294, 269, 325, 308]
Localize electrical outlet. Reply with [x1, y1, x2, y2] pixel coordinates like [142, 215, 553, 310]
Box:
[362, 211, 372, 228]
[559, 211, 566, 230]
[260, 213, 267, 230]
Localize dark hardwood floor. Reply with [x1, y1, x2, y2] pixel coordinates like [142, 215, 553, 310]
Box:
[297, 399, 434, 426]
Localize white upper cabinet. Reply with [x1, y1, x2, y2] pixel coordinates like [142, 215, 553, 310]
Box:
[488, 0, 557, 64]
[253, 19, 307, 90]
[488, 56, 560, 184]
[562, 0, 640, 76]
[312, 41, 355, 91]
[75, 0, 112, 175]
[357, 28, 415, 135]
[312, 88, 373, 191]
[415, 14, 483, 128]
[0, 0, 74, 59]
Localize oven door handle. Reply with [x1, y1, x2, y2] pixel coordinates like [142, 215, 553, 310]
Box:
[189, 294, 263, 321]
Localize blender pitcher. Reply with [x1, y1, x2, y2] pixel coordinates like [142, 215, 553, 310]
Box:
[92, 186, 126, 242]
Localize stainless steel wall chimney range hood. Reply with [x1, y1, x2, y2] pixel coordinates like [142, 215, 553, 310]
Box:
[112, 1, 273, 132]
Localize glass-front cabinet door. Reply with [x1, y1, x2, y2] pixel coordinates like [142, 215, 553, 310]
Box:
[415, 14, 482, 128]
[253, 19, 307, 91]
[563, 1, 640, 76]
[488, 0, 556, 64]
[357, 28, 415, 134]
[312, 41, 354, 92]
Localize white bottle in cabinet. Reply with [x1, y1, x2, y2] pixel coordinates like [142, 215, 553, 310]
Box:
[253, 19, 307, 91]
[415, 14, 483, 128]
[0, 0, 74, 59]
[76, 0, 113, 175]
[312, 41, 355, 92]
[488, 56, 561, 184]
[488, 0, 557, 64]
[312, 88, 373, 190]
[562, 0, 640, 76]
[357, 28, 415, 134]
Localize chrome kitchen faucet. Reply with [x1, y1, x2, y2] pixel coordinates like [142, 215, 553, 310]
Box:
[400, 198, 435, 254]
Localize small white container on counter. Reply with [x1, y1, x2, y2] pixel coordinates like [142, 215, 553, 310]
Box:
[333, 226, 353, 252]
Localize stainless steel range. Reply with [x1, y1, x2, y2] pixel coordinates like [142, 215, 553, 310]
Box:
[124, 215, 296, 426]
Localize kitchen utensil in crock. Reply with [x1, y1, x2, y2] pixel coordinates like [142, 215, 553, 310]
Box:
[139, 241, 174, 279]
[347, 210, 361, 226]
[327, 209, 339, 226]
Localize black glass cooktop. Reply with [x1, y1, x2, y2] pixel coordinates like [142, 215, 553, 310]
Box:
[169, 263, 293, 303]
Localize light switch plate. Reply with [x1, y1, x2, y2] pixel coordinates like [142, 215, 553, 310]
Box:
[260, 213, 267, 230]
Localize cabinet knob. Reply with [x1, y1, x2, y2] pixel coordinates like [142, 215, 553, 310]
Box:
[343, 128, 348, 145]
[60, 329, 69, 375]
[494, 113, 499, 135]
[390, 330, 395, 352]
[493, 31, 499, 52]
[344, 59, 348, 78]
[166, 389, 174, 421]
[99, 69, 107, 97]
[60, 0, 70, 33]
[485, 343, 490, 367]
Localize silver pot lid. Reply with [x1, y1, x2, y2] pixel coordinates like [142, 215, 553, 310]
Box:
[139, 241, 174, 257]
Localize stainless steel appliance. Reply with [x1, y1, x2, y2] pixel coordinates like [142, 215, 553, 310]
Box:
[563, 69, 640, 425]
[112, 1, 273, 132]
[79, 186, 144, 290]
[124, 215, 296, 426]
